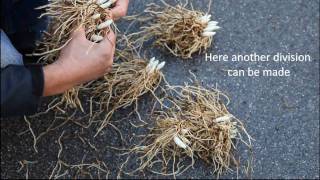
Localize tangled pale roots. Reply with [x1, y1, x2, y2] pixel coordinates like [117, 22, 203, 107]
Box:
[31, 0, 117, 110]
[129, 1, 220, 59]
[90, 58, 166, 136]
[34, 0, 115, 63]
[125, 83, 252, 177]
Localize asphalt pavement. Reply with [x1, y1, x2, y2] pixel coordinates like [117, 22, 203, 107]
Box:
[1, 0, 319, 179]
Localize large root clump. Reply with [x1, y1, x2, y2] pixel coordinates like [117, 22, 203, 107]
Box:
[91, 57, 166, 135]
[130, 2, 220, 59]
[35, 0, 116, 63]
[33, 0, 117, 110]
[128, 83, 252, 177]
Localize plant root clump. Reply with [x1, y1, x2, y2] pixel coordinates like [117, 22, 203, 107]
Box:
[127, 83, 252, 177]
[90, 57, 166, 136]
[34, 0, 115, 63]
[33, 0, 116, 110]
[129, 2, 220, 59]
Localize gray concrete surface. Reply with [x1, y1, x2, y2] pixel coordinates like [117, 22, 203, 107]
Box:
[1, 0, 319, 179]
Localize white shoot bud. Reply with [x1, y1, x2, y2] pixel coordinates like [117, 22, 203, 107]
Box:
[150, 57, 156, 63]
[198, 14, 212, 24]
[180, 136, 191, 145]
[146, 58, 165, 74]
[152, 60, 159, 68]
[97, 0, 108, 5]
[100, 1, 112, 8]
[146, 57, 156, 72]
[181, 129, 189, 134]
[156, 61, 166, 71]
[202, 31, 216, 37]
[230, 127, 238, 138]
[146, 59, 156, 73]
[215, 114, 233, 123]
[100, 0, 117, 8]
[208, 21, 219, 26]
[173, 135, 187, 149]
[91, 34, 104, 42]
[97, 20, 113, 30]
[146, 64, 152, 72]
[204, 25, 221, 32]
[148, 60, 159, 74]
[92, 14, 101, 19]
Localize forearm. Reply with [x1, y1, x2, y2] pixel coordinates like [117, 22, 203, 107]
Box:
[43, 62, 77, 97]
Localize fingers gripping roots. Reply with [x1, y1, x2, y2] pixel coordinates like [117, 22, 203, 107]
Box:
[34, 0, 117, 109]
[35, 0, 116, 64]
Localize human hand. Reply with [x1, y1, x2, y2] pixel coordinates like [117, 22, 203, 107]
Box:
[110, 0, 129, 20]
[43, 27, 116, 96]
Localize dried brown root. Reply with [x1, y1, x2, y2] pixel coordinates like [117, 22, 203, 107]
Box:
[23, 116, 39, 153]
[128, 1, 220, 59]
[49, 159, 110, 179]
[48, 131, 110, 179]
[17, 160, 38, 179]
[61, 86, 84, 111]
[19, 112, 75, 156]
[90, 57, 166, 136]
[126, 82, 252, 177]
[115, 33, 142, 62]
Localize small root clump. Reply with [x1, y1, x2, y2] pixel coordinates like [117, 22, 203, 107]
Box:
[91, 57, 166, 135]
[61, 86, 84, 111]
[130, 2, 220, 59]
[128, 84, 252, 177]
[33, 0, 117, 109]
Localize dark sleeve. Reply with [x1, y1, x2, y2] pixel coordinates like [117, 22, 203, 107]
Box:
[1, 65, 44, 117]
[1, 0, 48, 56]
